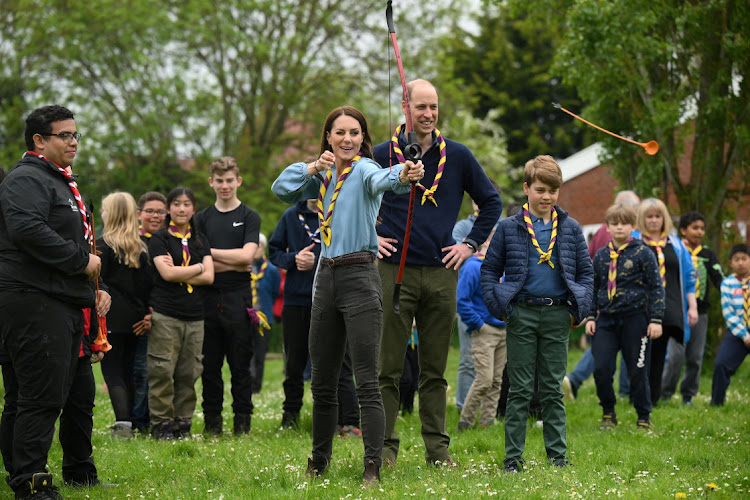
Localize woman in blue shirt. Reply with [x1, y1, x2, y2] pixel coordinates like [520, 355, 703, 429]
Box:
[272, 105, 423, 483]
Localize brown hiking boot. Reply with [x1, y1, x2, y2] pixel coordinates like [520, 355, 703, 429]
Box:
[362, 460, 380, 484]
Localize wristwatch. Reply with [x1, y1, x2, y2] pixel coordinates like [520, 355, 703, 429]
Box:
[463, 239, 478, 253]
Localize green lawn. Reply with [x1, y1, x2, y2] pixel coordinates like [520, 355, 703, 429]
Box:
[6, 345, 750, 499]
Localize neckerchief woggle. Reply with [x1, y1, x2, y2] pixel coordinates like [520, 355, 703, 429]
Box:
[522, 203, 558, 268]
[391, 124, 446, 206]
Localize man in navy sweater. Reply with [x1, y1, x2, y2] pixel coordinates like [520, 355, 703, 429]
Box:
[375, 79, 502, 466]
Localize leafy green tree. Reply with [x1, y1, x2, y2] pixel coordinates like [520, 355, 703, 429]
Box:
[441, 3, 587, 172]
[515, 0, 749, 249]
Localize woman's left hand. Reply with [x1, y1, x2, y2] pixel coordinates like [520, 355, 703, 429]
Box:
[400, 160, 424, 184]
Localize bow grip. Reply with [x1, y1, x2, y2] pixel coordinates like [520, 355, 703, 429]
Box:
[403, 131, 422, 162]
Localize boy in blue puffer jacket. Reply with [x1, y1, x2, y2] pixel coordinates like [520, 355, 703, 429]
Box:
[480, 155, 593, 473]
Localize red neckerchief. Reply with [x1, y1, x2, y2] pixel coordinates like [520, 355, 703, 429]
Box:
[24, 151, 91, 244]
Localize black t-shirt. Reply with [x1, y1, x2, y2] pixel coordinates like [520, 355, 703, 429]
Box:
[148, 228, 210, 321]
[195, 203, 260, 291]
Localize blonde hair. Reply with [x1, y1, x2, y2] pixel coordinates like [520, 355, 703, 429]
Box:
[604, 204, 637, 226]
[637, 197, 673, 236]
[523, 155, 563, 189]
[101, 192, 147, 268]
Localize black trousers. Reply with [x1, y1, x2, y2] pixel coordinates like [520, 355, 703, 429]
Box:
[0, 291, 94, 493]
[250, 326, 269, 394]
[201, 288, 255, 416]
[592, 312, 652, 420]
[309, 262, 384, 468]
[281, 305, 359, 426]
[649, 324, 683, 404]
[100, 330, 139, 421]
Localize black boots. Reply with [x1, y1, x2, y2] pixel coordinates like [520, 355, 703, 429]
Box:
[16, 473, 62, 499]
[204, 413, 223, 436]
[233, 413, 251, 435]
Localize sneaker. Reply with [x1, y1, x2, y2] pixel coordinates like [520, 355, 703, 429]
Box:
[110, 421, 134, 439]
[682, 398, 694, 407]
[636, 418, 653, 431]
[151, 421, 176, 440]
[175, 419, 192, 439]
[457, 420, 471, 432]
[552, 456, 572, 468]
[362, 460, 380, 484]
[562, 376, 576, 401]
[337, 424, 361, 438]
[503, 458, 522, 473]
[600, 413, 618, 430]
[280, 411, 299, 429]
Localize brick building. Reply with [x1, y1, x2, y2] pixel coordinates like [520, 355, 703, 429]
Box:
[556, 143, 749, 245]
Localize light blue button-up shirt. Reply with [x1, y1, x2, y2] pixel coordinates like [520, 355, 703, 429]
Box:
[272, 158, 410, 258]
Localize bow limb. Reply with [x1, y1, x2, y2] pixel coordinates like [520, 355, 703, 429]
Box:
[88, 200, 112, 352]
[386, 0, 420, 315]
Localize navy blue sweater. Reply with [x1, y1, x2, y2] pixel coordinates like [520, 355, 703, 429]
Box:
[374, 132, 502, 266]
[480, 206, 594, 324]
[268, 201, 320, 307]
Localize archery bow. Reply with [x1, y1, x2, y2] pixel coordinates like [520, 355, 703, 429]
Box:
[88, 200, 112, 353]
[387, 0, 421, 315]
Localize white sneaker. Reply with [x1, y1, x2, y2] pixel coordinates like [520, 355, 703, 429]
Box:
[562, 376, 575, 401]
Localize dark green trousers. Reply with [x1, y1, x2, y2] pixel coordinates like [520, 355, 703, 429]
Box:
[505, 303, 570, 464]
[378, 262, 458, 464]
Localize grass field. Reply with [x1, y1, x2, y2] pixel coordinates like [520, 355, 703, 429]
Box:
[5, 346, 750, 499]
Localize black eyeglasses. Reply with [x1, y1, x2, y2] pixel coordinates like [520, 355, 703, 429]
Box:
[142, 209, 168, 216]
[41, 132, 82, 143]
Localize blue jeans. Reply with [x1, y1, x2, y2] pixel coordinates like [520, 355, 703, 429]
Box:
[568, 345, 630, 395]
[710, 333, 749, 406]
[131, 333, 150, 431]
[455, 316, 474, 410]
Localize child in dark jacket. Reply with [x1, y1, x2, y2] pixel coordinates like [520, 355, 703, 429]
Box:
[661, 211, 724, 404]
[481, 155, 593, 473]
[586, 204, 665, 430]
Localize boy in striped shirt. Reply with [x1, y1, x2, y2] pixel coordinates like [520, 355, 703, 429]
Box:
[710, 244, 750, 406]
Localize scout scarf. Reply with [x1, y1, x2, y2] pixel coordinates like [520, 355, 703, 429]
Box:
[391, 124, 446, 206]
[522, 203, 558, 268]
[607, 237, 633, 300]
[139, 224, 152, 238]
[250, 257, 268, 307]
[248, 257, 270, 336]
[642, 232, 667, 287]
[25, 151, 91, 244]
[688, 244, 703, 299]
[298, 213, 321, 244]
[317, 153, 360, 246]
[167, 221, 193, 293]
[741, 276, 750, 327]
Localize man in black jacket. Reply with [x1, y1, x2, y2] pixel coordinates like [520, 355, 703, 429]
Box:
[0, 105, 107, 499]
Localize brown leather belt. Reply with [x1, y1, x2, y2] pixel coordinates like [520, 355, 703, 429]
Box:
[320, 251, 375, 268]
